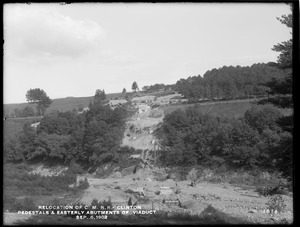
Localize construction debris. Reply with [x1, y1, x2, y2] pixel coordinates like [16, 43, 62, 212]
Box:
[160, 187, 173, 195]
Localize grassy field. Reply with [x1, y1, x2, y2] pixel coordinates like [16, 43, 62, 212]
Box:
[162, 100, 256, 119]
[3, 117, 42, 141]
[162, 99, 293, 119]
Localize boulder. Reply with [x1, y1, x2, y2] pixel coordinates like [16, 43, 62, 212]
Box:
[180, 200, 195, 209]
[177, 195, 195, 209]
[164, 179, 177, 188]
[160, 187, 173, 195]
[109, 171, 122, 178]
[249, 209, 258, 213]
[121, 166, 136, 176]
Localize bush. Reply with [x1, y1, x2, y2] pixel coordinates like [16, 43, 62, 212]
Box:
[10, 197, 36, 212]
[78, 177, 89, 190]
[266, 195, 286, 213]
[227, 172, 255, 186]
[208, 175, 223, 184]
[4, 163, 77, 208]
[49, 198, 63, 207]
[90, 198, 113, 210]
[68, 161, 84, 174]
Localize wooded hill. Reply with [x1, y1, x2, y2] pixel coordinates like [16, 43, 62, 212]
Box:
[175, 62, 287, 101]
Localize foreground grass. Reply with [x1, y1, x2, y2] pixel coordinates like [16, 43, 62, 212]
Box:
[3, 163, 82, 212]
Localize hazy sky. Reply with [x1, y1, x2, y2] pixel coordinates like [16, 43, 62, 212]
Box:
[4, 3, 292, 104]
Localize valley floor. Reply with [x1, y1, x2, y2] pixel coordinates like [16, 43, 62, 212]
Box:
[4, 175, 293, 225]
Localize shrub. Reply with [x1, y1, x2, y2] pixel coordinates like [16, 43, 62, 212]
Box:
[202, 204, 219, 215]
[3, 196, 17, 211]
[208, 175, 223, 184]
[78, 177, 89, 190]
[68, 161, 84, 174]
[228, 172, 255, 186]
[89, 199, 113, 211]
[49, 198, 63, 207]
[186, 168, 198, 181]
[10, 197, 36, 212]
[266, 195, 286, 213]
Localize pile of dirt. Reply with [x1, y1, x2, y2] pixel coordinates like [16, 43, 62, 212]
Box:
[29, 164, 68, 176]
[148, 109, 164, 118]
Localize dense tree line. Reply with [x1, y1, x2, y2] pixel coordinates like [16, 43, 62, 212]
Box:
[157, 104, 289, 176]
[175, 63, 287, 101]
[4, 97, 127, 166]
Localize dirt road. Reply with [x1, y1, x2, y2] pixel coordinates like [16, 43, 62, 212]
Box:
[121, 108, 164, 150]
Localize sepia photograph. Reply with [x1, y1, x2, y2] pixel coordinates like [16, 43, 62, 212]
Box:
[3, 2, 294, 225]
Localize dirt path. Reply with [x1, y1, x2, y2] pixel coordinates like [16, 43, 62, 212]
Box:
[121, 108, 164, 150]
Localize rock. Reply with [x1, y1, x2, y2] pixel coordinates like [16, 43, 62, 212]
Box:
[121, 166, 136, 176]
[270, 217, 279, 222]
[109, 171, 122, 178]
[280, 218, 288, 224]
[180, 200, 195, 209]
[164, 179, 176, 188]
[177, 195, 195, 209]
[160, 187, 173, 195]
[249, 209, 257, 213]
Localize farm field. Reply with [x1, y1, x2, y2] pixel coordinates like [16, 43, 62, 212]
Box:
[163, 99, 256, 118]
[162, 99, 293, 119]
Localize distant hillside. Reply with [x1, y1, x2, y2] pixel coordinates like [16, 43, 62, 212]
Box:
[4, 93, 127, 117]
